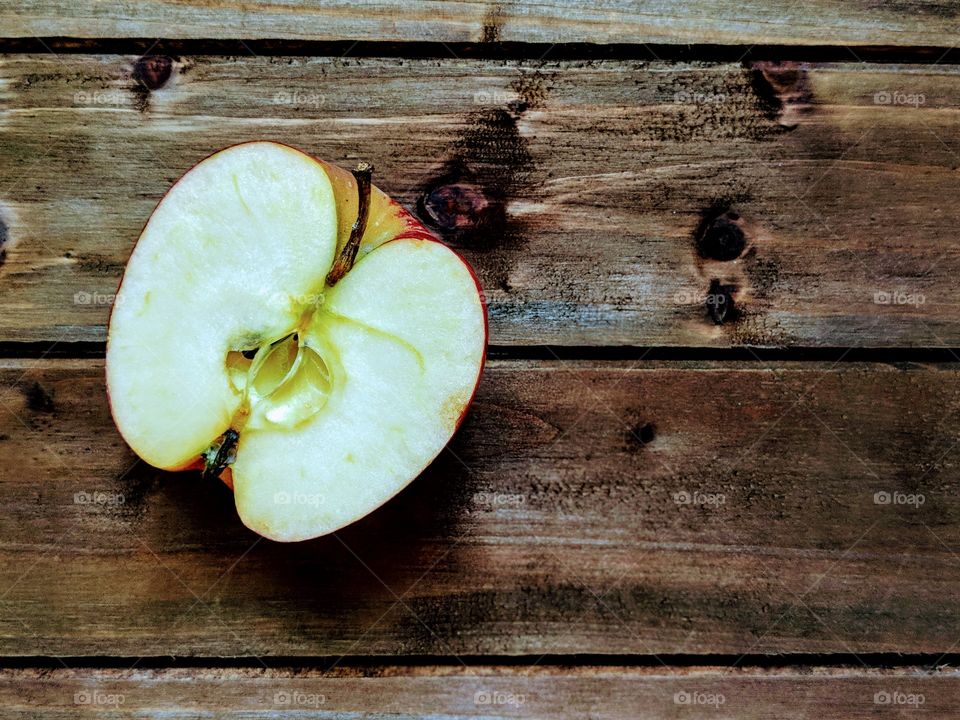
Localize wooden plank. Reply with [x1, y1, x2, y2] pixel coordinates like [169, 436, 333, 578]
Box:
[4, 666, 958, 718]
[4, 0, 960, 47]
[2, 56, 960, 347]
[3, 358, 960, 656]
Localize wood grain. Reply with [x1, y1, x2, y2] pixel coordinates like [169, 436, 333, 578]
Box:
[3, 358, 960, 656]
[4, 666, 957, 718]
[3, 0, 960, 47]
[1, 55, 959, 347]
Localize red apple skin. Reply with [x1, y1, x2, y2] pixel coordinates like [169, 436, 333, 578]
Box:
[106, 142, 488, 500]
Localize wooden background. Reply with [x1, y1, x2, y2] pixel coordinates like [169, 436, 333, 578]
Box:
[2, 1, 960, 717]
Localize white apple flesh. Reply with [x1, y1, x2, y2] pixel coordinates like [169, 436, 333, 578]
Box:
[106, 142, 487, 541]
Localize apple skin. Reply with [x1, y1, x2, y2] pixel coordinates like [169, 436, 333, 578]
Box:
[106, 142, 487, 513]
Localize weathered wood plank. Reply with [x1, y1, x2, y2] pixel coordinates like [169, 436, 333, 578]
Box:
[2, 56, 960, 347]
[3, 666, 957, 718]
[4, 0, 960, 47]
[3, 358, 960, 655]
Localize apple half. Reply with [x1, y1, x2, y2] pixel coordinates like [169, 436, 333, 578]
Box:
[106, 142, 487, 541]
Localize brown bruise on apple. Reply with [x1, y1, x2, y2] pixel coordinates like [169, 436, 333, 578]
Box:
[107, 141, 487, 542]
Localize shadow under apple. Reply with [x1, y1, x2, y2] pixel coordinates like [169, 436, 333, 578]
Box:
[118, 422, 479, 647]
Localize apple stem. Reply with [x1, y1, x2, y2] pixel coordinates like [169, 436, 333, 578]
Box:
[202, 428, 239, 481]
[326, 161, 374, 286]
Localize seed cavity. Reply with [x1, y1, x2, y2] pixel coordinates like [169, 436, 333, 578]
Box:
[226, 332, 333, 431]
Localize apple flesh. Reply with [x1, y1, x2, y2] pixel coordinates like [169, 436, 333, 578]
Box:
[106, 142, 487, 541]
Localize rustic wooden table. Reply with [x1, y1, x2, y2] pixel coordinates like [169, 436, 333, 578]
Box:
[2, 2, 960, 717]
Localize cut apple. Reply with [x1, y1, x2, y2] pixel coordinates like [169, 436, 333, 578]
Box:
[107, 142, 487, 541]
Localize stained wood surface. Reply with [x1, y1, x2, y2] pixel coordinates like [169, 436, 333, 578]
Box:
[4, 666, 958, 718]
[4, 0, 960, 47]
[1, 55, 959, 347]
[1, 7, 958, 710]
[3, 357, 960, 656]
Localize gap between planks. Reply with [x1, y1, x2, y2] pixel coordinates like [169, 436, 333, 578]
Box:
[0, 39, 957, 64]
